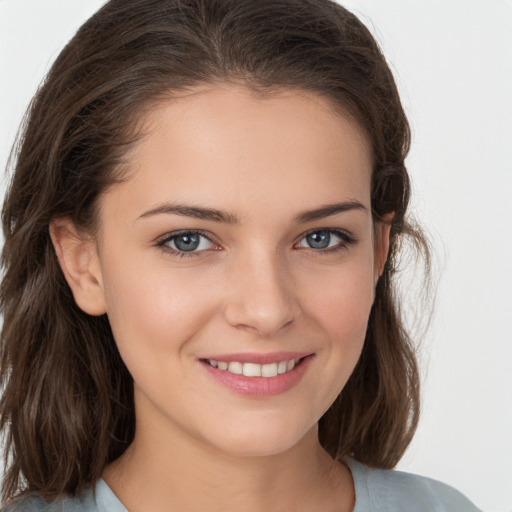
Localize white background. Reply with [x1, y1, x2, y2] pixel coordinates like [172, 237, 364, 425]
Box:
[1, 1, 511, 511]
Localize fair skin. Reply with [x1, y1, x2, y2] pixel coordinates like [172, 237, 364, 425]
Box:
[51, 84, 391, 512]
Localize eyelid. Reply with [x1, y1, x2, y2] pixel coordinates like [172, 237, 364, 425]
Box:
[155, 228, 211, 245]
[154, 227, 356, 258]
[155, 229, 221, 256]
[294, 228, 357, 249]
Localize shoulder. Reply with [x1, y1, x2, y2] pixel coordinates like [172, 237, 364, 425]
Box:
[1, 494, 49, 512]
[346, 458, 482, 512]
[2, 492, 92, 512]
[1, 480, 126, 512]
[2, 494, 71, 512]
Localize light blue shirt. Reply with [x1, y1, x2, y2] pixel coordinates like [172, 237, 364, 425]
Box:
[347, 459, 482, 511]
[2, 458, 482, 511]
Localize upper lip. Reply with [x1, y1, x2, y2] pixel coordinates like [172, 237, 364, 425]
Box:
[199, 351, 313, 365]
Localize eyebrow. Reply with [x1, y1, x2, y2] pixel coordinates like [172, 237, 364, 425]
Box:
[137, 200, 367, 224]
[294, 200, 368, 222]
[138, 204, 239, 223]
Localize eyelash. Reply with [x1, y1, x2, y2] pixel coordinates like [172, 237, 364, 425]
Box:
[296, 228, 357, 254]
[156, 228, 357, 259]
[156, 229, 218, 259]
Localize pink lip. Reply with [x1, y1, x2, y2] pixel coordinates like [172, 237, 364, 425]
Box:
[199, 353, 314, 397]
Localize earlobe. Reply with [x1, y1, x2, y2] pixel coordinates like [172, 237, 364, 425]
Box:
[374, 213, 394, 284]
[49, 218, 107, 316]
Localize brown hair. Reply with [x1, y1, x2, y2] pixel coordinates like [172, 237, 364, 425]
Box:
[1, 0, 429, 502]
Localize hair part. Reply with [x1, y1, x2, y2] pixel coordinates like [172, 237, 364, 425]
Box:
[1, 0, 429, 502]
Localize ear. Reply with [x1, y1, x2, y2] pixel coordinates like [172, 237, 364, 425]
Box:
[373, 213, 394, 285]
[49, 218, 107, 316]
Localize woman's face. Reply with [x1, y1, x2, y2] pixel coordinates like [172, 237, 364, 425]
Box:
[86, 85, 389, 457]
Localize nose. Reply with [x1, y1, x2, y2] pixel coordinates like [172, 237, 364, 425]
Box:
[223, 249, 299, 336]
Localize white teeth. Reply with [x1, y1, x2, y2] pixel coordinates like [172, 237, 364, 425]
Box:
[261, 362, 278, 377]
[243, 363, 261, 377]
[208, 358, 302, 377]
[228, 361, 243, 375]
[277, 361, 288, 374]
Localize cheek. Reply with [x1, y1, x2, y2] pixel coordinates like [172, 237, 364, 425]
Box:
[299, 257, 375, 398]
[101, 257, 220, 366]
[303, 258, 375, 338]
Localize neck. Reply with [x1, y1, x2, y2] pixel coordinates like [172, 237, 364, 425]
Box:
[103, 415, 354, 512]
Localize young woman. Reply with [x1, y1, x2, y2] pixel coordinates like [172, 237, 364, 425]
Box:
[0, 0, 481, 510]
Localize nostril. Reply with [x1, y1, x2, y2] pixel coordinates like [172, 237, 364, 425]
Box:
[222, 259, 299, 335]
[223, 301, 297, 335]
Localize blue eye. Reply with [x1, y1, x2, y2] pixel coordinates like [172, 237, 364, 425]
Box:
[159, 231, 216, 254]
[296, 229, 354, 250]
[305, 231, 331, 249]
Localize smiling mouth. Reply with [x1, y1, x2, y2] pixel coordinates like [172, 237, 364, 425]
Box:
[201, 357, 306, 378]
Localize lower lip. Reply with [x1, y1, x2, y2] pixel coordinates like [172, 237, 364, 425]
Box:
[200, 355, 314, 397]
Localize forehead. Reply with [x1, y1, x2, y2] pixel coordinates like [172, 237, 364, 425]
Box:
[104, 85, 373, 221]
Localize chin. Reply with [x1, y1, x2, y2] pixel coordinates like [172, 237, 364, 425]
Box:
[203, 415, 316, 458]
